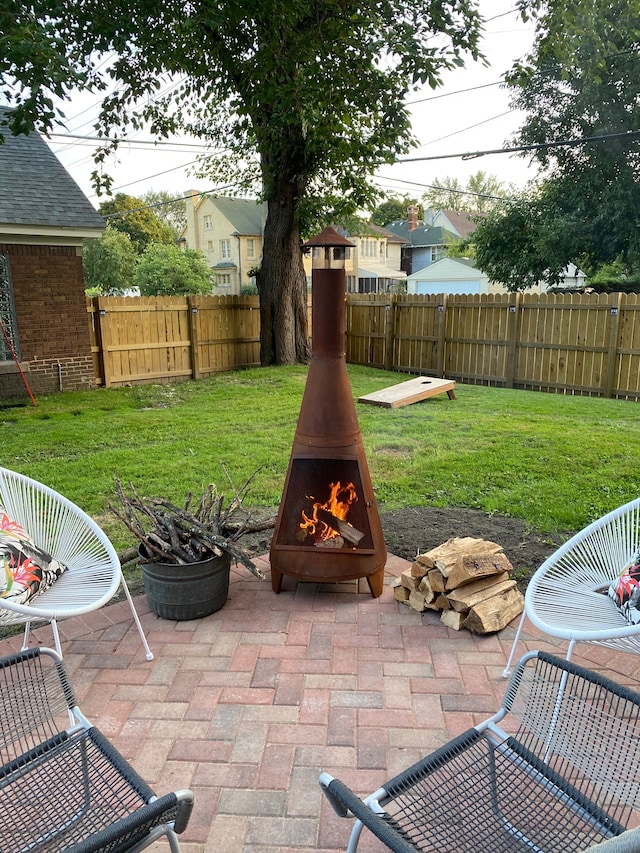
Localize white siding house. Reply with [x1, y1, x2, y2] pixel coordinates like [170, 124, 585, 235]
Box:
[407, 257, 490, 295]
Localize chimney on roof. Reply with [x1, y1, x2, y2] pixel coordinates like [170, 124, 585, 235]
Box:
[407, 204, 419, 232]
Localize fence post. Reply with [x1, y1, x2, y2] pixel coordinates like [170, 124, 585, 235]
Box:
[504, 292, 521, 388]
[436, 294, 448, 377]
[603, 292, 623, 398]
[187, 295, 201, 380]
[384, 293, 396, 371]
[95, 296, 113, 388]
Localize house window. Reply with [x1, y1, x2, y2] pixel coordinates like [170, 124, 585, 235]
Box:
[360, 239, 377, 259]
[216, 273, 232, 288]
[247, 239, 255, 259]
[431, 246, 443, 262]
[0, 255, 19, 362]
[207, 240, 213, 251]
[204, 215, 212, 230]
[220, 239, 231, 259]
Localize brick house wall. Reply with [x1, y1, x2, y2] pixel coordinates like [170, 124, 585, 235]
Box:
[0, 243, 94, 397]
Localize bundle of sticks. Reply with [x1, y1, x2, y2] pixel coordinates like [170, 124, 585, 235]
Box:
[110, 468, 272, 580]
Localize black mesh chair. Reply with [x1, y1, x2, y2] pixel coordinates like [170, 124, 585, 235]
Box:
[320, 651, 640, 853]
[0, 646, 193, 852]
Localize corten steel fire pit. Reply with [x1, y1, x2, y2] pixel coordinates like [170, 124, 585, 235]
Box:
[269, 228, 387, 597]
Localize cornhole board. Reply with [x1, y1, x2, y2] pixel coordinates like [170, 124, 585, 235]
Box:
[358, 376, 456, 408]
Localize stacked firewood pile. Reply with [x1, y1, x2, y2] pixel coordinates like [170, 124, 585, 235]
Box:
[392, 536, 524, 634]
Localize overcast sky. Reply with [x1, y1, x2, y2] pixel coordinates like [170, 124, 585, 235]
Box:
[45, 0, 539, 209]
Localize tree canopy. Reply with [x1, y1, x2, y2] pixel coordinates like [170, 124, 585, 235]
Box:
[82, 225, 137, 295]
[370, 196, 423, 227]
[473, 0, 640, 289]
[98, 194, 176, 254]
[140, 190, 188, 241]
[133, 245, 214, 296]
[422, 171, 506, 213]
[1, 0, 485, 364]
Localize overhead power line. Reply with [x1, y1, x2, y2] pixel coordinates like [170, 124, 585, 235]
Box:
[399, 129, 640, 163]
[100, 186, 238, 218]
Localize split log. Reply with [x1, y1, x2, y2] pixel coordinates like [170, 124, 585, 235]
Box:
[316, 508, 364, 545]
[418, 575, 435, 603]
[394, 585, 410, 603]
[440, 610, 465, 630]
[445, 553, 513, 590]
[414, 552, 437, 570]
[400, 569, 421, 591]
[434, 593, 451, 611]
[409, 591, 428, 612]
[446, 576, 514, 613]
[463, 587, 524, 635]
[316, 535, 345, 549]
[428, 569, 446, 593]
[411, 560, 428, 578]
[434, 538, 503, 578]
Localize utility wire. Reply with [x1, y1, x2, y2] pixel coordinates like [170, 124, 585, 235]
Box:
[100, 185, 238, 218]
[399, 129, 640, 163]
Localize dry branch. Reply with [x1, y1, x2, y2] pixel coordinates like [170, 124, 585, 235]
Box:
[110, 474, 265, 580]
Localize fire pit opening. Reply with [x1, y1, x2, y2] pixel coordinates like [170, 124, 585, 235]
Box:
[274, 459, 375, 552]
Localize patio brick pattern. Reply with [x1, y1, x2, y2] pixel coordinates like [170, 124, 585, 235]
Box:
[3, 552, 640, 852]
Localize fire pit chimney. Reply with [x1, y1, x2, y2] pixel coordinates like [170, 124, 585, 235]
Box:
[269, 227, 387, 597]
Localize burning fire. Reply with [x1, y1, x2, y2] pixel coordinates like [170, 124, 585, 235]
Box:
[300, 481, 358, 545]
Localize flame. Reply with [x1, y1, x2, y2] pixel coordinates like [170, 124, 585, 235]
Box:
[300, 481, 358, 542]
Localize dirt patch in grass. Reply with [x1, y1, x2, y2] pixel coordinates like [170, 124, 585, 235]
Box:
[236, 505, 571, 592]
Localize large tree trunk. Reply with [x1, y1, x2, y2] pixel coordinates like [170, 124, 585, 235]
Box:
[257, 181, 310, 366]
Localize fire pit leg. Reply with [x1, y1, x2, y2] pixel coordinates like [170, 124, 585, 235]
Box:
[366, 568, 385, 598]
[271, 566, 284, 594]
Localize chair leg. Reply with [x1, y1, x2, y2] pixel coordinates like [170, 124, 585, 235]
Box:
[50, 618, 63, 657]
[347, 819, 365, 853]
[502, 609, 527, 677]
[119, 575, 154, 661]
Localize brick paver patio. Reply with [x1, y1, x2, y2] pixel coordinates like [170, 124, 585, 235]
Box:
[4, 552, 640, 852]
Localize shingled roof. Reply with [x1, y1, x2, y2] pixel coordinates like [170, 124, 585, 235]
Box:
[383, 221, 449, 247]
[0, 107, 105, 235]
[200, 195, 266, 235]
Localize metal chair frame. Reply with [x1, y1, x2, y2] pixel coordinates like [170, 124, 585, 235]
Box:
[0, 646, 193, 852]
[320, 651, 640, 853]
[504, 496, 640, 676]
[0, 466, 152, 660]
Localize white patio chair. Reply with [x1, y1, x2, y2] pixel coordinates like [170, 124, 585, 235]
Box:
[504, 496, 640, 676]
[0, 466, 153, 660]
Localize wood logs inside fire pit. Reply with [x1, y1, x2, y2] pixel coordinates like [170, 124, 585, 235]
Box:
[393, 536, 524, 634]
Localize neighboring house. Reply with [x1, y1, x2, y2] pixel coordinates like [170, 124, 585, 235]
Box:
[0, 107, 105, 399]
[384, 207, 477, 276]
[542, 263, 587, 292]
[305, 222, 407, 293]
[407, 257, 490, 295]
[183, 192, 266, 294]
[343, 223, 407, 293]
[184, 195, 407, 295]
[431, 209, 478, 240]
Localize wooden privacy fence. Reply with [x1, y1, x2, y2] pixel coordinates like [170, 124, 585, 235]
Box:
[87, 294, 261, 387]
[88, 291, 640, 399]
[346, 291, 640, 400]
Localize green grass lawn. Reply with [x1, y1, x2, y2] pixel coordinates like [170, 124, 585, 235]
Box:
[2, 364, 639, 556]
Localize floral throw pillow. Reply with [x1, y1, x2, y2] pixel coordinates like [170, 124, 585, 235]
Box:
[608, 551, 640, 625]
[0, 512, 68, 623]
